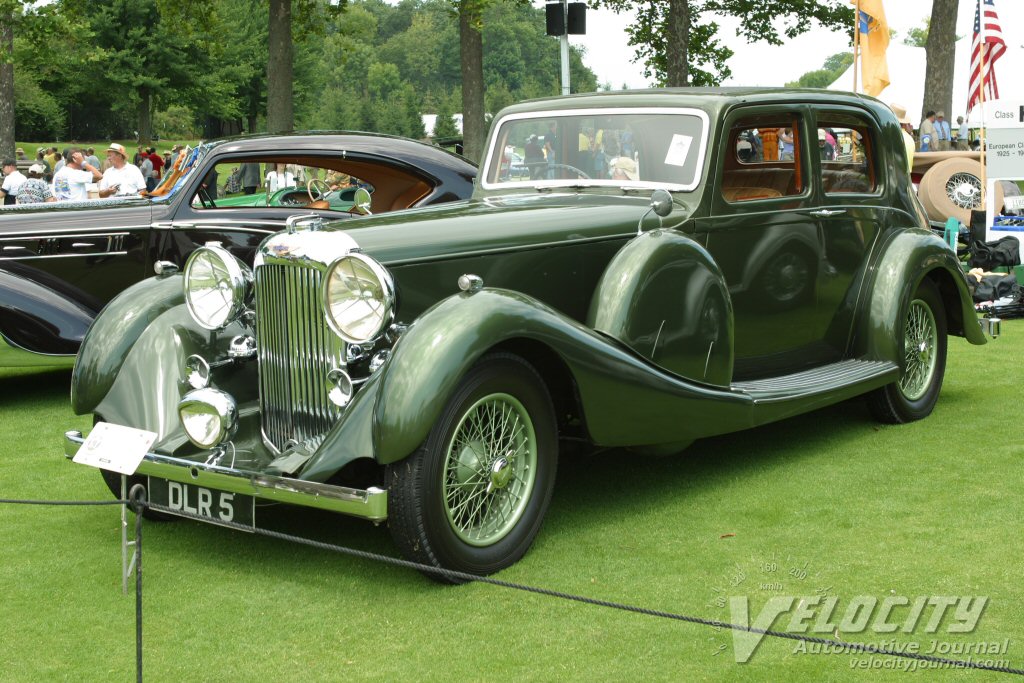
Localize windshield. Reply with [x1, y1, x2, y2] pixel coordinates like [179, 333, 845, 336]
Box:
[482, 107, 708, 191]
[148, 143, 214, 203]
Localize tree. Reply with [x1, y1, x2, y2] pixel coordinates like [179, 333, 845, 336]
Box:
[432, 94, 459, 138]
[904, 17, 928, 48]
[457, 0, 486, 163]
[784, 51, 852, 89]
[591, 0, 853, 87]
[266, 0, 293, 133]
[0, 1, 72, 158]
[922, 0, 957, 122]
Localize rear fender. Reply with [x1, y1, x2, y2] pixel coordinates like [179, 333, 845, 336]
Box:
[854, 229, 985, 366]
[0, 267, 95, 356]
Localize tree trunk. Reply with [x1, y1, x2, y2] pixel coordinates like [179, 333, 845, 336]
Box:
[665, 0, 690, 87]
[0, 13, 15, 160]
[459, 4, 485, 164]
[137, 87, 153, 146]
[922, 0, 957, 123]
[267, 0, 294, 134]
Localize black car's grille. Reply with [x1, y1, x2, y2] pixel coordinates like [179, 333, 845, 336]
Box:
[255, 262, 345, 451]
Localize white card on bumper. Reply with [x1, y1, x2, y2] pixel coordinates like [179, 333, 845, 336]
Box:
[73, 422, 157, 475]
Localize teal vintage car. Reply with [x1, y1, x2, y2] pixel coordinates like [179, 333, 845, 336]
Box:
[65, 89, 996, 579]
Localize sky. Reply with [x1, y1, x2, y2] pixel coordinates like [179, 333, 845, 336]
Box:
[552, 0, 1024, 90]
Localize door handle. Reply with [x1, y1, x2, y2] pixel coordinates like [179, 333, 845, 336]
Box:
[72, 242, 95, 248]
[810, 209, 846, 218]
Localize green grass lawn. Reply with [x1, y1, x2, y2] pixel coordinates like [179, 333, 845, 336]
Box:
[1, 325, 1021, 681]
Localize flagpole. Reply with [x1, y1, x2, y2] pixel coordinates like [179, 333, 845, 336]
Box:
[852, 0, 861, 94]
[978, 0, 988, 208]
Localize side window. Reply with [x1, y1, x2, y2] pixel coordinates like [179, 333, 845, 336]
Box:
[815, 115, 877, 195]
[190, 158, 370, 210]
[722, 116, 804, 203]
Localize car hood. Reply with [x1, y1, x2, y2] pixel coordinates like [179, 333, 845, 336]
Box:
[328, 192, 679, 265]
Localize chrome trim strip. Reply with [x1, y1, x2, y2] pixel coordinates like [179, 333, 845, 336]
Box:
[0, 252, 129, 261]
[481, 106, 712, 192]
[63, 432, 387, 521]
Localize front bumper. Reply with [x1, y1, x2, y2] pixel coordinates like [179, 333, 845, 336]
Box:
[64, 430, 387, 522]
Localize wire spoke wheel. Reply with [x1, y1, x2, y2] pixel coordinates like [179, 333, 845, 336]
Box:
[944, 172, 982, 210]
[868, 280, 947, 424]
[442, 393, 537, 546]
[387, 353, 557, 578]
[899, 299, 938, 401]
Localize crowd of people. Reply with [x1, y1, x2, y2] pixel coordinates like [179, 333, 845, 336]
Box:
[0, 143, 183, 206]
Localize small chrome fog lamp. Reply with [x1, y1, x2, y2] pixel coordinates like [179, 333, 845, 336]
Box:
[178, 388, 239, 449]
[184, 354, 211, 389]
[326, 368, 354, 408]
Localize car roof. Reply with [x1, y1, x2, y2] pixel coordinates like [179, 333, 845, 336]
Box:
[498, 88, 890, 121]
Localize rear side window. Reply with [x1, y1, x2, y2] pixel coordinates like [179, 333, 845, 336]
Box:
[723, 116, 804, 203]
[815, 114, 877, 195]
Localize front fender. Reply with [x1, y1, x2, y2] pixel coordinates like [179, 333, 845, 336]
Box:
[369, 288, 753, 465]
[71, 274, 186, 414]
[856, 229, 985, 365]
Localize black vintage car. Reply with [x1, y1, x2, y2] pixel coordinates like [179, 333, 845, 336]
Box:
[0, 132, 475, 367]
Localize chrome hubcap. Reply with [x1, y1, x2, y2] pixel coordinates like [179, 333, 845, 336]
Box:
[442, 393, 537, 546]
[900, 299, 938, 401]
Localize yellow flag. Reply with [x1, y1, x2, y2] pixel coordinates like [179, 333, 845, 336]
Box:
[851, 0, 890, 96]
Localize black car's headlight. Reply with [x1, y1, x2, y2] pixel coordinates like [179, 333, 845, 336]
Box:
[322, 253, 395, 343]
[183, 244, 252, 330]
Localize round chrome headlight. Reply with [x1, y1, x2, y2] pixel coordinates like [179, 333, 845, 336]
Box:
[322, 253, 395, 343]
[183, 244, 252, 330]
[178, 388, 238, 449]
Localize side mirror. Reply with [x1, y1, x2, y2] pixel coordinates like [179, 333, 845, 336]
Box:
[352, 187, 372, 216]
[650, 189, 673, 217]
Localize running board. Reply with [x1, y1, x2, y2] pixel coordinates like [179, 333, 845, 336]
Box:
[733, 359, 899, 405]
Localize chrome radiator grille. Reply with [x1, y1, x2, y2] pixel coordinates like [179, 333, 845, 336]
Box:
[255, 262, 346, 451]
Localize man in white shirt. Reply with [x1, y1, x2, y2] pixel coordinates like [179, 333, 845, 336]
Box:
[0, 159, 27, 205]
[956, 116, 970, 151]
[52, 148, 102, 201]
[98, 143, 147, 198]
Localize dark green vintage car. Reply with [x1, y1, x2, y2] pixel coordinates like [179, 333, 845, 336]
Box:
[65, 89, 995, 578]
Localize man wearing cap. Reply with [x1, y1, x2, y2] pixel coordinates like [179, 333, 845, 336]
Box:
[934, 112, 951, 151]
[889, 103, 915, 172]
[14, 164, 55, 204]
[52, 148, 102, 201]
[0, 159, 27, 205]
[98, 143, 146, 198]
[15, 148, 27, 162]
[817, 130, 836, 161]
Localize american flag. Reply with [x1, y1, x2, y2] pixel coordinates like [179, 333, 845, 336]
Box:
[967, 0, 1006, 114]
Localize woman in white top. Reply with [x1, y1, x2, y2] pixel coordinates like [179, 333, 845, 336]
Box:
[265, 164, 296, 194]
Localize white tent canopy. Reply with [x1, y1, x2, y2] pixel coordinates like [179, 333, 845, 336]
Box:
[828, 38, 1024, 129]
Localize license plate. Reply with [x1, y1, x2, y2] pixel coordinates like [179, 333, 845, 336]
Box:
[147, 478, 255, 530]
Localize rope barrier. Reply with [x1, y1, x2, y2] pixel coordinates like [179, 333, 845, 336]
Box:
[3, 495, 1023, 677]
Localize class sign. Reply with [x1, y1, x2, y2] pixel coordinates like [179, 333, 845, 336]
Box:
[982, 100, 1024, 180]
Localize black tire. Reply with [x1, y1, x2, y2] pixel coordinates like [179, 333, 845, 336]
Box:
[386, 353, 558, 581]
[868, 279, 948, 424]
